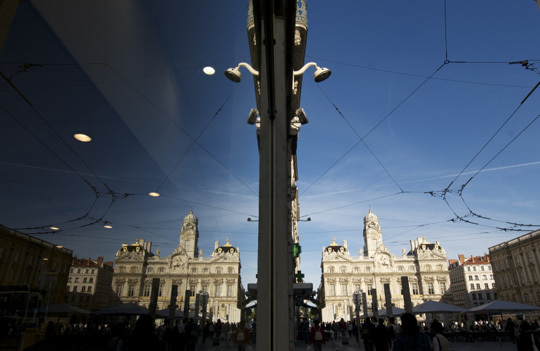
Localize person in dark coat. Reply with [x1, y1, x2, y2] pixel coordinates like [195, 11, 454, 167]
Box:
[125, 314, 164, 351]
[362, 317, 376, 351]
[516, 320, 537, 351]
[393, 313, 432, 351]
[375, 318, 391, 351]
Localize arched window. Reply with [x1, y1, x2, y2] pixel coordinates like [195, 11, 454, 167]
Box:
[216, 267, 222, 274]
[228, 267, 234, 274]
[365, 267, 371, 272]
[340, 266, 346, 273]
[158, 267, 164, 273]
[354, 267, 359, 273]
[328, 266, 335, 273]
[130, 266, 137, 273]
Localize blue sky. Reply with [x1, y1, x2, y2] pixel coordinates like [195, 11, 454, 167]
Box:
[1, 0, 540, 289]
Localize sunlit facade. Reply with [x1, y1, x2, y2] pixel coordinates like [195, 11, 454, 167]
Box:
[318, 210, 450, 322]
[111, 211, 244, 322]
[448, 254, 496, 309]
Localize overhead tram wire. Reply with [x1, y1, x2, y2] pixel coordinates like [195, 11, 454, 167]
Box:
[444, 80, 540, 195]
[317, 85, 404, 193]
[155, 86, 238, 193]
[300, 62, 446, 197]
[105, 64, 257, 196]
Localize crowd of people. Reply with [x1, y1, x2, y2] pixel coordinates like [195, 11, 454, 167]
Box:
[303, 314, 540, 351]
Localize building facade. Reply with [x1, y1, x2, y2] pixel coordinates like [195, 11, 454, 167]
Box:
[318, 210, 450, 322]
[448, 254, 496, 309]
[66, 256, 117, 311]
[489, 229, 540, 306]
[0, 225, 72, 317]
[111, 211, 244, 322]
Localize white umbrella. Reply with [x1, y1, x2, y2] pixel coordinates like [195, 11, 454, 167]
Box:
[413, 300, 466, 314]
[468, 300, 540, 314]
[93, 303, 149, 315]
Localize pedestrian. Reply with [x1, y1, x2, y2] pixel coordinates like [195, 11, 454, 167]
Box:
[506, 318, 517, 344]
[234, 320, 251, 351]
[393, 313, 432, 351]
[430, 320, 450, 351]
[375, 318, 391, 351]
[309, 320, 326, 351]
[362, 317, 376, 351]
[125, 314, 164, 351]
[516, 320, 539, 351]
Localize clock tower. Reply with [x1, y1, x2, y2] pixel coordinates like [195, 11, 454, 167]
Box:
[363, 209, 383, 257]
[179, 210, 199, 258]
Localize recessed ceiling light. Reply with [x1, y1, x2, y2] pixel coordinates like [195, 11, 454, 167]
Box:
[203, 66, 215, 75]
[50, 226, 59, 231]
[104, 225, 113, 229]
[148, 192, 160, 197]
[43, 257, 49, 261]
[74, 133, 92, 142]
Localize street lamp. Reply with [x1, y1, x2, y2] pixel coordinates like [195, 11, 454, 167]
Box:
[224, 62, 260, 83]
[293, 62, 331, 82]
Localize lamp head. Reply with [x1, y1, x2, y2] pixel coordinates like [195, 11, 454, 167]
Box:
[295, 108, 308, 124]
[247, 108, 259, 125]
[225, 67, 242, 83]
[314, 66, 332, 82]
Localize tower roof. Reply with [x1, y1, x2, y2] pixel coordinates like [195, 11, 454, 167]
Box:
[183, 210, 198, 223]
[364, 209, 378, 222]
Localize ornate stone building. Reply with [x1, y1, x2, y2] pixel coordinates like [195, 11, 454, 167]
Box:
[111, 211, 243, 322]
[318, 210, 450, 322]
[489, 229, 540, 306]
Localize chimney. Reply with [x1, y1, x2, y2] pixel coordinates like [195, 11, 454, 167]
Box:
[97, 256, 104, 267]
[343, 240, 348, 249]
[458, 254, 465, 264]
[140, 238, 145, 249]
[215, 241, 219, 250]
[410, 240, 414, 251]
[148, 241, 152, 253]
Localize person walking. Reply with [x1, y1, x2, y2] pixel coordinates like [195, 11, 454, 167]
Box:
[362, 317, 376, 351]
[309, 320, 326, 351]
[375, 318, 391, 351]
[393, 313, 432, 351]
[430, 320, 450, 351]
[234, 321, 251, 351]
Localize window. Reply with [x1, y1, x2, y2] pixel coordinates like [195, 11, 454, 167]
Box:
[74, 277, 80, 283]
[158, 267, 164, 273]
[484, 283, 489, 289]
[341, 284, 348, 296]
[355, 284, 361, 292]
[191, 268, 197, 274]
[227, 285, 233, 297]
[119, 267, 126, 273]
[85, 269, 89, 274]
[468, 275, 473, 280]
[486, 293, 491, 299]
[439, 282, 446, 294]
[190, 284, 196, 292]
[478, 293, 483, 300]
[411, 283, 419, 295]
[147, 267, 153, 273]
[475, 275, 479, 280]
[367, 284, 373, 294]
[158, 285, 162, 297]
[73, 286, 78, 292]
[89, 278, 93, 283]
[425, 265, 432, 272]
[215, 285, 221, 297]
[77, 269, 81, 273]
[68, 277, 72, 283]
[143, 285, 150, 297]
[83, 278, 87, 283]
[228, 267, 234, 273]
[91, 269, 95, 274]
[116, 284, 123, 295]
[365, 267, 371, 272]
[329, 284, 336, 296]
[467, 267, 471, 271]
[81, 286, 86, 292]
[340, 266, 346, 273]
[492, 283, 496, 288]
[482, 275, 487, 280]
[398, 266, 404, 272]
[216, 268, 222, 274]
[470, 284, 475, 290]
[472, 293, 476, 300]
[427, 282, 434, 294]
[481, 266, 485, 271]
[203, 268, 209, 274]
[328, 266, 335, 273]
[476, 283, 481, 289]
[473, 267, 477, 271]
[87, 286, 92, 293]
[354, 267, 359, 273]
[128, 284, 135, 297]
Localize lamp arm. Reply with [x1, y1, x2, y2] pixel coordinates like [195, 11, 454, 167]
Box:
[238, 62, 259, 76]
[293, 62, 318, 76]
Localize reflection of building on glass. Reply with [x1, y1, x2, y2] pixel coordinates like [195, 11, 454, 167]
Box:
[111, 210, 244, 322]
[66, 256, 118, 311]
[317, 210, 450, 322]
[0, 225, 72, 320]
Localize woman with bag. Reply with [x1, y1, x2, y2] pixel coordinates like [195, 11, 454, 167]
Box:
[309, 320, 326, 351]
[234, 321, 251, 351]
